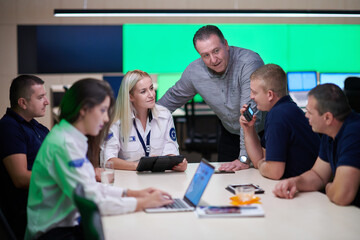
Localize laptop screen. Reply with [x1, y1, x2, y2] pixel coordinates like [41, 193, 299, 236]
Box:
[320, 73, 360, 89]
[287, 71, 317, 92]
[184, 160, 215, 206]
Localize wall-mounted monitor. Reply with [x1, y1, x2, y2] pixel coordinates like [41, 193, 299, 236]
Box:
[287, 71, 318, 92]
[18, 25, 123, 74]
[287, 71, 318, 108]
[103, 75, 124, 99]
[319, 73, 360, 89]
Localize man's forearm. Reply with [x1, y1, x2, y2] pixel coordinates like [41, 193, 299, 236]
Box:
[258, 160, 285, 180]
[243, 127, 263, 167]
[295, 170, 325, 192]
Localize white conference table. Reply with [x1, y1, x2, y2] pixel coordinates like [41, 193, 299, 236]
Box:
[102, 163, 360, 240]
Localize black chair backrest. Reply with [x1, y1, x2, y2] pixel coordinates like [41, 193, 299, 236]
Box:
[184, 99, 220, 159]
[0, 208, 17, 240]
[344, 77, 360, 113]
[345, 77, 360, 89]
[73, 183, 105, 240]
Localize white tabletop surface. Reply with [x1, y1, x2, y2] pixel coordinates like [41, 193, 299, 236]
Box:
[102, 162, 360, 240]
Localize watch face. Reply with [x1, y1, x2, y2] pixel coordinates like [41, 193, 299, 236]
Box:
[240, 156, 248, 164]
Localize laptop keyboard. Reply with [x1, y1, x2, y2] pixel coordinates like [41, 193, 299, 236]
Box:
[165, 198, 188, 209]
[290, 92, 308, 107]
[294, 93, 308, 102]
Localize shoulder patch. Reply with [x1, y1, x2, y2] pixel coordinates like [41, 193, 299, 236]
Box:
[169, 128, 177, 141]
[68, 158, 86, 168]
[105, 132, 113, 141]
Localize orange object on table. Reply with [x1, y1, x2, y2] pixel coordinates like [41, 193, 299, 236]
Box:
[230, 195, 261, 206]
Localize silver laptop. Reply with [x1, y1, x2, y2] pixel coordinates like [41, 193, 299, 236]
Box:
[145, 159, 215, 213]
[290, 91, 309, 108]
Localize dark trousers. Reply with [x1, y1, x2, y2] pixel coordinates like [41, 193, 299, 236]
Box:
[217, 124, 240, 162]
[37, 225, 83, 240]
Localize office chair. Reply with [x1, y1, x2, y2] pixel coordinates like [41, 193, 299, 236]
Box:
[73, 183, 105, 240]
[50, 85, 68, 126]
[344, 77, 360, 113]
[184, 99, 220, 160]
[0, 208, 17, 240]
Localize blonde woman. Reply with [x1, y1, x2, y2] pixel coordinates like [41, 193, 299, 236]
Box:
[101, 70, 187, 171]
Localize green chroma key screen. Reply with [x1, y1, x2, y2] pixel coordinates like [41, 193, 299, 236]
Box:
[123, 24, 360, 101]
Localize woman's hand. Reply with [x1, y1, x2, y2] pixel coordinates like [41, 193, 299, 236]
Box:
[172, 158, 188, 172]
[135, 190, 174, 211]
[94, 167, 102, 182]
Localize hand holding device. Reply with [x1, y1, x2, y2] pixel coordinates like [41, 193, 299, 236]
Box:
[243, 104, 255, 122]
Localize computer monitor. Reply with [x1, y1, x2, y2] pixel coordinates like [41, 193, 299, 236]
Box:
[287, 71, 318, 108]
[103, 75, 124, 99]
[287, 71, 318, 92]
[319, 73, 360, 89]
[18, 25, 123, 74]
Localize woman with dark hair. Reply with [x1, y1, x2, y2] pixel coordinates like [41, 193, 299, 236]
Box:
[26, 78, 172, 240]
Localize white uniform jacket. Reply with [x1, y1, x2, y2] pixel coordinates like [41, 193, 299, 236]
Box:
[26, 120, 137, 239]
[101, 104, 179, 165]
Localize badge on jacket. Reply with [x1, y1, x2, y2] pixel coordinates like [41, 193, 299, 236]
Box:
[105, 132, 113, 141]
[170, 128, 176, 141]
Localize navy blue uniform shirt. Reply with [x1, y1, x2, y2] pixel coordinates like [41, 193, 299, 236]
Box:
[319, 112, 360, 207]
[261, 95, 320, 179]
[0, 108, 49, 239]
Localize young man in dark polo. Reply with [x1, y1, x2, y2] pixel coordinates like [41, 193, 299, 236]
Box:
[273, 84, 360, 207]
[223, 64, 320, 179]
[0, 75, 49, 239]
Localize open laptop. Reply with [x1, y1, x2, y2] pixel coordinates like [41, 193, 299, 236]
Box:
[145, 159, 215, 213]
[287, 71, 317, 108]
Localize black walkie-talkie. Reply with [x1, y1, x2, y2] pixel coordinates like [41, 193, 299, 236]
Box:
[243, 104, 255, 122]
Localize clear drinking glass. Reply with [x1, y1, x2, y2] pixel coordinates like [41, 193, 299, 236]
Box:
[235, 185, 255, 202]
[101, 161, 115, 186]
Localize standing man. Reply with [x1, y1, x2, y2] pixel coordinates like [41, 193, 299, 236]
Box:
[221, 64, 320, 179]
[158, 25, 265, 168]
[273, 84, 360, 207]
[0, 75, 49, 239]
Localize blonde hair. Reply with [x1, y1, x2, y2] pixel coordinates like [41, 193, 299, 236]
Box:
[113, 70, 154, 147]
[250, 64, 287, 97]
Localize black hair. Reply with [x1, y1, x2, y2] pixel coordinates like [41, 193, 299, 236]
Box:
[59, 78, 114, 124]
[193, 25, 225, 50]
[308, 83, 351, 121]
[59, 78, 115, 168]
[9, 75, 44, 108]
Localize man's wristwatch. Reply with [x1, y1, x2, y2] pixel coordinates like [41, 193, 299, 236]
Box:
[239, 155, 251, 165]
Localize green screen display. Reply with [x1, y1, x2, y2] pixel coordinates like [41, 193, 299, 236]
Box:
[156, 73, 202, 102]
[124, 24, 360, 100]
